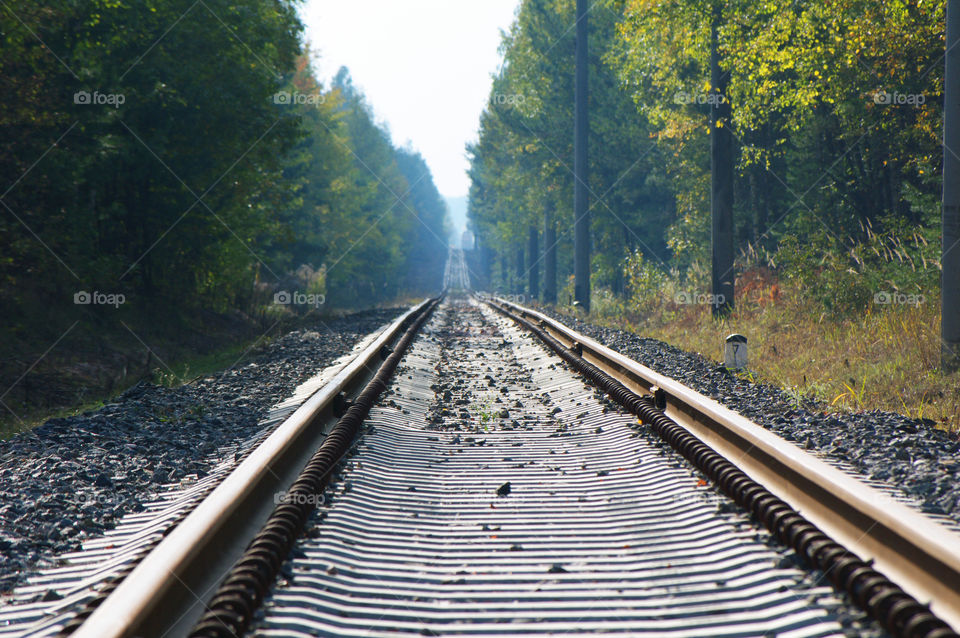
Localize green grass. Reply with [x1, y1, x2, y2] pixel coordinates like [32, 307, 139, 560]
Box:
[0, 399, 107, 441]
[150, 340, 267, 388]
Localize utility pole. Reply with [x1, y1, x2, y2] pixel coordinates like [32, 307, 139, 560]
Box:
[574, 0, 590, 311]
[516, 245, 525, 296]
[483, 244, 494, 289]
[710, 1, 734, 316]
[944, 0, 960, 371]
[543, 208, 557, 304]
[528, 226, 540, 301]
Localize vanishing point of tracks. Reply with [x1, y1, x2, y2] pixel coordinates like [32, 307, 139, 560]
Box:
[3, 256, 960, 638]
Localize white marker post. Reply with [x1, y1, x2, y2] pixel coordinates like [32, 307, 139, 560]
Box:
[724, 334, 747, 370]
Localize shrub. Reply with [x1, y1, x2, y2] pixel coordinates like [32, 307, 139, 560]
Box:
[623, 249, 667, 310]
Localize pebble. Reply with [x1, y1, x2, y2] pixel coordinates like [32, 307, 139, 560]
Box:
[542, 309, 960, 526]
[0, 308, 401, 592]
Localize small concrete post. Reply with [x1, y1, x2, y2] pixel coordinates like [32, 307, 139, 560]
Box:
[724, 334, 747, 369]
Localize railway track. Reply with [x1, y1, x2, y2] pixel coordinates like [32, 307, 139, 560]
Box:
[1, 254, 959, 637]
[241, 300, 853, 638]
[443, 248, 470, 290]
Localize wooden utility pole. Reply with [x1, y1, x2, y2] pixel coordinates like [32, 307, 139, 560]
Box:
[710, 1, 734, 316]
[574, 0, 590, 311]
[945, 0, 960, 370]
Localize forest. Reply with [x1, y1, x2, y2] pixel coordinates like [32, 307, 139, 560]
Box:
[1, 0, 953, 427]
[468, 0, 954, 426]
[469, 0, 942, 315]
[0, 1, 449, 421]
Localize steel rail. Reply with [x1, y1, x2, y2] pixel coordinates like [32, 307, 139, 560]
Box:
[66, 298, 437, 638]
[488, 296, 960, 637]
[188, 297, 441, 637]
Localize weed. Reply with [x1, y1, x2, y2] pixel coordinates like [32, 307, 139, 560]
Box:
[472, 398, 495, 428]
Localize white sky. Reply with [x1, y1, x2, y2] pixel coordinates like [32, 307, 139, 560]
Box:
[299, 0, 520, 198]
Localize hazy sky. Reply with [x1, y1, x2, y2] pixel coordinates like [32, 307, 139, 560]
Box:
[300, 0, 520, 198]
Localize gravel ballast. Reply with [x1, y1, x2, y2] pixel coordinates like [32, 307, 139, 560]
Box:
[540, 309, 960, 527]
[0, 308, 402, 592]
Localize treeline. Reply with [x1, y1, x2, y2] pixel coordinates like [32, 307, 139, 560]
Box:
[469, 0, 942, 309]
[0, 0, 448, 335]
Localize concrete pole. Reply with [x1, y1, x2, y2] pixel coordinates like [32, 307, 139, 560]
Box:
[710, 1, 734, 317]
[943, 0, 960, 371]
[528, 226, 540, 301]
[500, 255, 507, 293]
[516, 245, 525, 296]
[544, 209, 557, 304]
[574, 0, 590, 311]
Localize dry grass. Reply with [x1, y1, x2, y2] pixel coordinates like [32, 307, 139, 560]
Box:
[572, 275, 960, 433]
